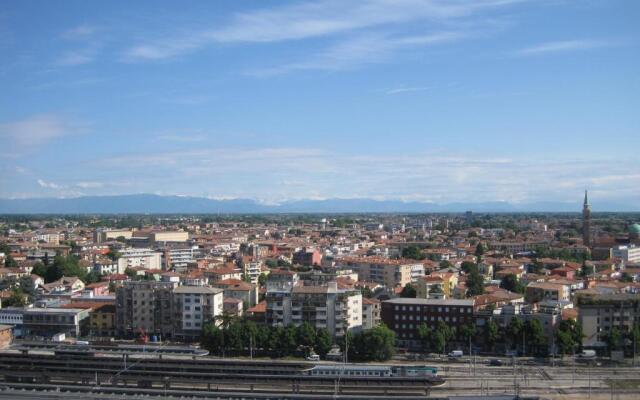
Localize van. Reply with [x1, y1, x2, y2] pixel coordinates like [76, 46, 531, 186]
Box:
[306, 354, 320, 361]
[577, 350, 596, 359]
[448, 350, 463, 358]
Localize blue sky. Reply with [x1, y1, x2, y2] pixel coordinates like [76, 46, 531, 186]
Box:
[0, 0, 639, 205]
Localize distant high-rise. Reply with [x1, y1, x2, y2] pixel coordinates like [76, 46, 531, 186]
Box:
[583, 190, 591, 248]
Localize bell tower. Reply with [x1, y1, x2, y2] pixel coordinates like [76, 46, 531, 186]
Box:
[582, 190, 591, 247]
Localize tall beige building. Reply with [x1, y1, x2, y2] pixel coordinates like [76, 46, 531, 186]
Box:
[115, 281, 176, 338]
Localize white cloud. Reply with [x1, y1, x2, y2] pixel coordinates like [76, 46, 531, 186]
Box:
[124, 0, 523, 61]
[0, 114, 85, 147]
[75, 181, 104, 189]
[385, 85, 431, 94]
[86, 146, 640, 204]
[513, 39, 614, 56]
[249, 31, 465, 75]
[61, 24, 98, 40]
[37, 179, 61, 189]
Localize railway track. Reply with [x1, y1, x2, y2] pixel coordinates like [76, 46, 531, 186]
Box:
[0, 353, 443, 397]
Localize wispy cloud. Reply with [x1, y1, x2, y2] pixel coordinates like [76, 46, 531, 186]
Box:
[158, 134, 207, 143]
[80, 146, 640, 204]
[249, 31, 465, 75]
[37, 179, 61, 189]
[0, 114, 86, 148]
[61, 24, 99, 40]
[55, 50, 96, 66]
[514, 39, 615, 56]
[385, 85, 432, 94]
[124, 0, 524, 61]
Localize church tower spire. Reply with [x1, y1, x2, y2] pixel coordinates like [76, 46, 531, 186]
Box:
[583, 190, 591, 248]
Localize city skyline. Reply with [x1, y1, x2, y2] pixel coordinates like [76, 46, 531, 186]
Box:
[1, 0, 639, 204]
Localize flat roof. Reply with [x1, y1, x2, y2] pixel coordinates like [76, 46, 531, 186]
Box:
[383, 298, 474, 306]
[174, 286, 223, 294]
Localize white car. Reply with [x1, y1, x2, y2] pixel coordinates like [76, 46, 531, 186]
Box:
[448, 350, 463, 358]
[306, 354, 320, 361]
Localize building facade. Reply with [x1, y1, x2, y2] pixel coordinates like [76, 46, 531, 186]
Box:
[578, 293, 640, 348]
[115, 281, 176, 338]
[173, 286, 223, 341]
[381, 298, 475, 347]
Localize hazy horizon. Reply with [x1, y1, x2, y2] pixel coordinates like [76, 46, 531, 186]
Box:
[1, 1, 639, 205]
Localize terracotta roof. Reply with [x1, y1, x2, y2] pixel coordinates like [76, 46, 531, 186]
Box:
[247, 300, 266, 314]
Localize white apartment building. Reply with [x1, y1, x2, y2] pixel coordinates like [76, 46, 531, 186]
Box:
[289, 281, 362, 337]
[244, 261, 262, 284]
[117, 248, 162, 271]
[612, 245, 640, 264]
[173, 286, 223, 341]
[162, 246, 202, 270]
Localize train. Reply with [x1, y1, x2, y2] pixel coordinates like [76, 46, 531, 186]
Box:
[303, 364, 439, 378]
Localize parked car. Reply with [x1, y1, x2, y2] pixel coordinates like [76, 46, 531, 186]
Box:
[488, 359, 503, 366]
[448, 350, 463, 358]
[306, 354, 320, 361]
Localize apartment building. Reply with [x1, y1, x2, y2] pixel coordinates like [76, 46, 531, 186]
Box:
[292, 248, 322, 266]
[162, 246, 202, 270]
[362, 297, 381, 330]
[578, 293, 640, 348]
[525, 282, 570, 303]
[338, 257, 413, 288]
[117, 248, 162, 271]
[94, 229, 133, 244]
[290, 282, 362, 337]
[115, 281, 176, 338]
[212, 278, 258, 308]
[22, 307, 91, 338]
[173, 286, 223, 341]
[265, 270, 299, 327]
[381, 298, 475, 347]
[611, 245, 640, 264]
[150, 231, 189, 244]
[89, 304, 116, 337]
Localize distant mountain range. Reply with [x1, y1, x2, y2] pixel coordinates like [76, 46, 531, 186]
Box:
[0, 194, 637, 214]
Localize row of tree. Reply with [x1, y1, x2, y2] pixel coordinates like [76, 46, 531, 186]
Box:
[201, 316, 397, 362]
[30, 254, 101, 284]
[201, 318, 333, 358]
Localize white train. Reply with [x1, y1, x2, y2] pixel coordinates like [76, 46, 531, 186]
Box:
[303, 365, 438, 378]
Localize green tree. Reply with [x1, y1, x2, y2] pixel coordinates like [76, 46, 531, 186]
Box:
[278, 325, 298, 356]
[605, 327, 622, 354]
[348, 324, 396, 361]
[525, 319, 548, 356]
[201, 322, 224, 355]
[18, 275, 37, 298]
[297, 322, 317, 348]
[460, 323, 476, 352]
[432, 330, 446, 354]
[500, 274, 525, 294]
[466, 269, 485, 297]
[555, 319, 583, 355]
[475, 243, 485, 257]
[3, 254, 17, 268]
[507, 316, 524, 351]
[314, 328, 333, 357]
[265, 259, 278, 268]
[620, 272, 633, 283]
[4, 288, 27, 307]
[31, 261, 47, 277]
[257, 273, 268, 286]
[485, 320, 500, 351]
[106, 249, 121, 261]
[417, 323, 432, 351]
[400, 283, 417, 298]
[461, 261, 477, 274]
[402, 245, 425, 260]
